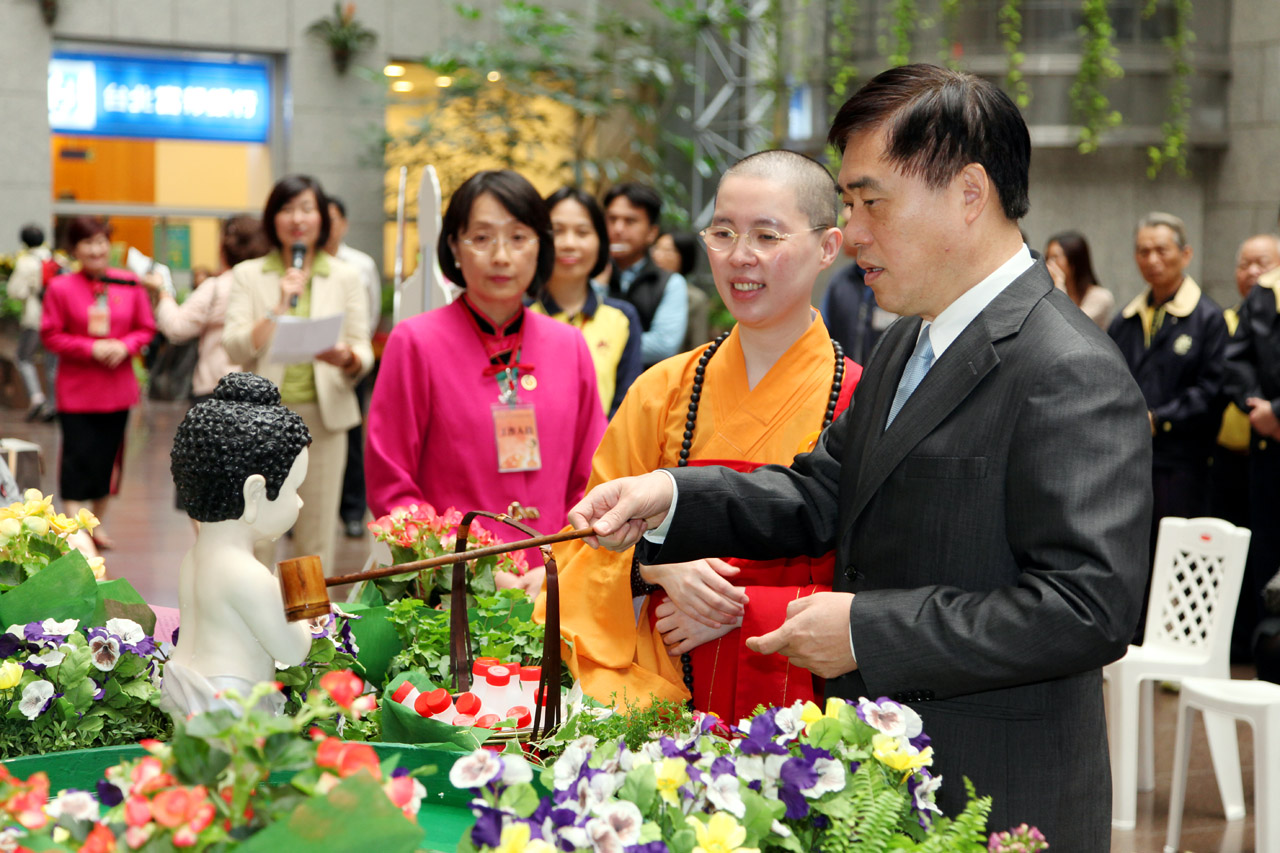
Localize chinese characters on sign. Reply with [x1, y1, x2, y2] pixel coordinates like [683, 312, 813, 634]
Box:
[49, 52, 271, 143]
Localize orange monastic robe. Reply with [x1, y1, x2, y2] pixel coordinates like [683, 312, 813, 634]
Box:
[537, 318, 860, 719]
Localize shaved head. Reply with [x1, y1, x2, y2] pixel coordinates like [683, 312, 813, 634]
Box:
[721, 150, 840, 229]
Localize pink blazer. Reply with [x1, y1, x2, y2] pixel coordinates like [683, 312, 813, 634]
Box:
[41, 270, 156, 413]
[365, 300, 607, 540]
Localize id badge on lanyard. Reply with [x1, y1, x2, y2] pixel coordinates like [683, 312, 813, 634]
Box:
[491, 362, 541, 473]
[87, 289, 110, 338]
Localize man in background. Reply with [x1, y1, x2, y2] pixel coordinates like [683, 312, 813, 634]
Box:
[7, 224, 56, 421]
[1108, 212, 1227, 640]
[604, 183, 688, 366]
[820, 241, 895, 365]
[326, 195, 382, 538]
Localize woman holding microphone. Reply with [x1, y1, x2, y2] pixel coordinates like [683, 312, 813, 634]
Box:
[223, 175, 371, 575]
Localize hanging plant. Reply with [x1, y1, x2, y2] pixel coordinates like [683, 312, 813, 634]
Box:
[936, 0, 965, 68]
[882, 0, 917, 67]
[827, 0, 860, 112]
[36, 0, 56, 25]
[998, 0, 1030, 107]
[1070, 0, 1123, 153]
[307, 2, 378, 75]
[1144, 0, 1195, 177]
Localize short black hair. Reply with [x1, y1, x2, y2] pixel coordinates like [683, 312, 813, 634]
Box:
[261, 174, 332, 252]
[328, 195, 347, 219]
[438, 170, 555, 293]
[602, 182, 661, 226]
[828, 64, 1030, 221]
[66, 216, 112, 248]
[171, 373, 311, 523]
[661, 231, 699, 277]
[545, 186, 610, 279]
[19, 225, 44, 249]
[220, 216, 269, 268]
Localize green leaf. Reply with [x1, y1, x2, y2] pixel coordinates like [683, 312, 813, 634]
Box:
[0, 550, 97, 627]
[498, 781, 541, 817]
[63, 676, 98, 709]
[171, 729, 232, 785]
[617, 761, 656, 812]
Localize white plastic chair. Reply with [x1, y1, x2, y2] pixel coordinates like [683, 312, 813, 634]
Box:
[1103, 516, 1252, 830]
[1165, 677, 1280, 853]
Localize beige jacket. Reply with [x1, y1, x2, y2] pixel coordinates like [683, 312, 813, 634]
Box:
[8, 248, 50, 330]
[155, 270, 239, 397]
[223, 251, 373, 433]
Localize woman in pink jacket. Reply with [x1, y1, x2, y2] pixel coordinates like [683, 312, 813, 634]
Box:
[365, 170, 607, 596]
[40, 217, 156, 547]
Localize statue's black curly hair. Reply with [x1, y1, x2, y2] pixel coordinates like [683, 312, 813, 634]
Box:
[170, 373, 312, 522]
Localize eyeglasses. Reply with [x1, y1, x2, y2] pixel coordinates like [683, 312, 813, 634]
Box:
[459, 231, 539, 256]
[699, 225, 830, 254]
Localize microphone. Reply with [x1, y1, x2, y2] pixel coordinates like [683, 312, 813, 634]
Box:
[289, 242, 306, 308]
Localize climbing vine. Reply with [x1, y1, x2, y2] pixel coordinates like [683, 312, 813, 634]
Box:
[883, 0, 917, 67]
[997, 0, 1029, 107]
[1070, 0, 1123, 153]
[936, 0, 964, 68]
[1144, 0, 1195, 177]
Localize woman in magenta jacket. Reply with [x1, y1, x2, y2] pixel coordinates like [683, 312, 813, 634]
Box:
[365, 170, 607, 596]
[40, 216, 155, 547]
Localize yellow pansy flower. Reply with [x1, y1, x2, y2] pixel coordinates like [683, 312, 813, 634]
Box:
[872, 733, 934, 779]
[0, 660, 23, 690]
[800, 696, 845, 729]
[687, 812, 760, 853]
[654, 757, 689, 805]
[76, 508, 101, 533]
[493, 823, 553, 853]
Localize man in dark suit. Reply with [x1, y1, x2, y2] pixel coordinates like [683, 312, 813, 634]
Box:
[568, 65, 1151, 848]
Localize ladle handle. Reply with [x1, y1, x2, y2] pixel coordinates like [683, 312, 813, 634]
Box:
[322, 526, 595, 587]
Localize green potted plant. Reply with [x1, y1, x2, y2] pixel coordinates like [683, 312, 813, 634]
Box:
[307, 3, 377, 75]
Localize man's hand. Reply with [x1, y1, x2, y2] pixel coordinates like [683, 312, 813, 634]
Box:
[1246, 397, 1280, 438]
[91, 338, 129, 368]
[641, 559, 746, 627]
[745, 592, 858, 679]
[653, 599, 739, 655]
[567, 472, 674, 550]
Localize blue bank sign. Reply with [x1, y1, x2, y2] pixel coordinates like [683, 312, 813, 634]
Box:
[49, 52, 271, 142]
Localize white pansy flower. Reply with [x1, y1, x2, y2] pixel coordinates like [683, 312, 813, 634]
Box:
[46, 791, 99, 822]
[595, 800, 642, 845]
[554, 743, 590, 790]
[858, 697, 923, 739]
[705, 773, 746, 817]
[28, 649, 65, 668]
[773, 704, 805, 743]
[448, 749, 503, 789]
[500, 755, 533, 786]
[88, 634, 120, 671]
[6, 625, 25, 639]
[104, 618, 145, 645]
[771, 819, 793, 838]
[41, 618, 79, 635]
[19, 680, 54, 720]
[803, 757, 846, 797]
[585, 818, 623, 853]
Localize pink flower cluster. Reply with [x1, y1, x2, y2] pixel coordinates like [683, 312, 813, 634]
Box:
[368, 503, 529, 576]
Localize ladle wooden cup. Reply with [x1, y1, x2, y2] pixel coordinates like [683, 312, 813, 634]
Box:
[277, 526, 595, 621]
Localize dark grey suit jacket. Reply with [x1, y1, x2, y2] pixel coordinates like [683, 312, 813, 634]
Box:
[640, 264, 1151, 847]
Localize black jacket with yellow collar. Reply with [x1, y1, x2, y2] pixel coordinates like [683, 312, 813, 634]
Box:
[1225, 269, 1280, 416]
[1108, 276, 1228, 466]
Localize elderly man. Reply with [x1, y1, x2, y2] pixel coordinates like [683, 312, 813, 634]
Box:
[1226, 229, 1280, 666]
[570, 65, 1150, 847]
[1108, 213, 1227, 638]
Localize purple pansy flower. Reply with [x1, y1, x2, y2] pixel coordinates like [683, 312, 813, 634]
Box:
[738, 713, 789, 756]
[469, 806, 505, 848]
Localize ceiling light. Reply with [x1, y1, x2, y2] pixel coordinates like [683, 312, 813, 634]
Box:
[487, 70, 501, 82]
[435, 76, 453, 88]
[383, 64, 406, 77]
[391, 80, 413, 92]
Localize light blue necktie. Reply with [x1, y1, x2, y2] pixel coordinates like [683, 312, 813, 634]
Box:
[885, 328, 935, 429]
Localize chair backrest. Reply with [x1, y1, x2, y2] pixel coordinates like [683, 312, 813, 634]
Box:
[1143, 517, 1251, 664]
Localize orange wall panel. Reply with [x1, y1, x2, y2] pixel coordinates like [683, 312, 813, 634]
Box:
[52, 136, 156, 204]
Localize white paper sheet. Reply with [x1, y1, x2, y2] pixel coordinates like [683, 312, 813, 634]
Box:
[268, 313, 344, 364]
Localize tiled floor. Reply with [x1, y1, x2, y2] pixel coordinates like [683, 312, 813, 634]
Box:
[0, 398, 1267, 852]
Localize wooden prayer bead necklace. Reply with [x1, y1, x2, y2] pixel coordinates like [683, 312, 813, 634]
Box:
[676, 330, 846, 699]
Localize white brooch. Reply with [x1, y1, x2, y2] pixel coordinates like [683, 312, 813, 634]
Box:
[1173, 334, 1193, 355]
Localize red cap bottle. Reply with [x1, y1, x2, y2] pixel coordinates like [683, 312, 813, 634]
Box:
[454, 692, 482, 716]
[391, 682, 416, 704]
[415, 688, 452, 717]
[453, 714, 477, 727]
[475, 713, 501, 729]
[485, 665, 512, 687]
[506, 705, 532, 727]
